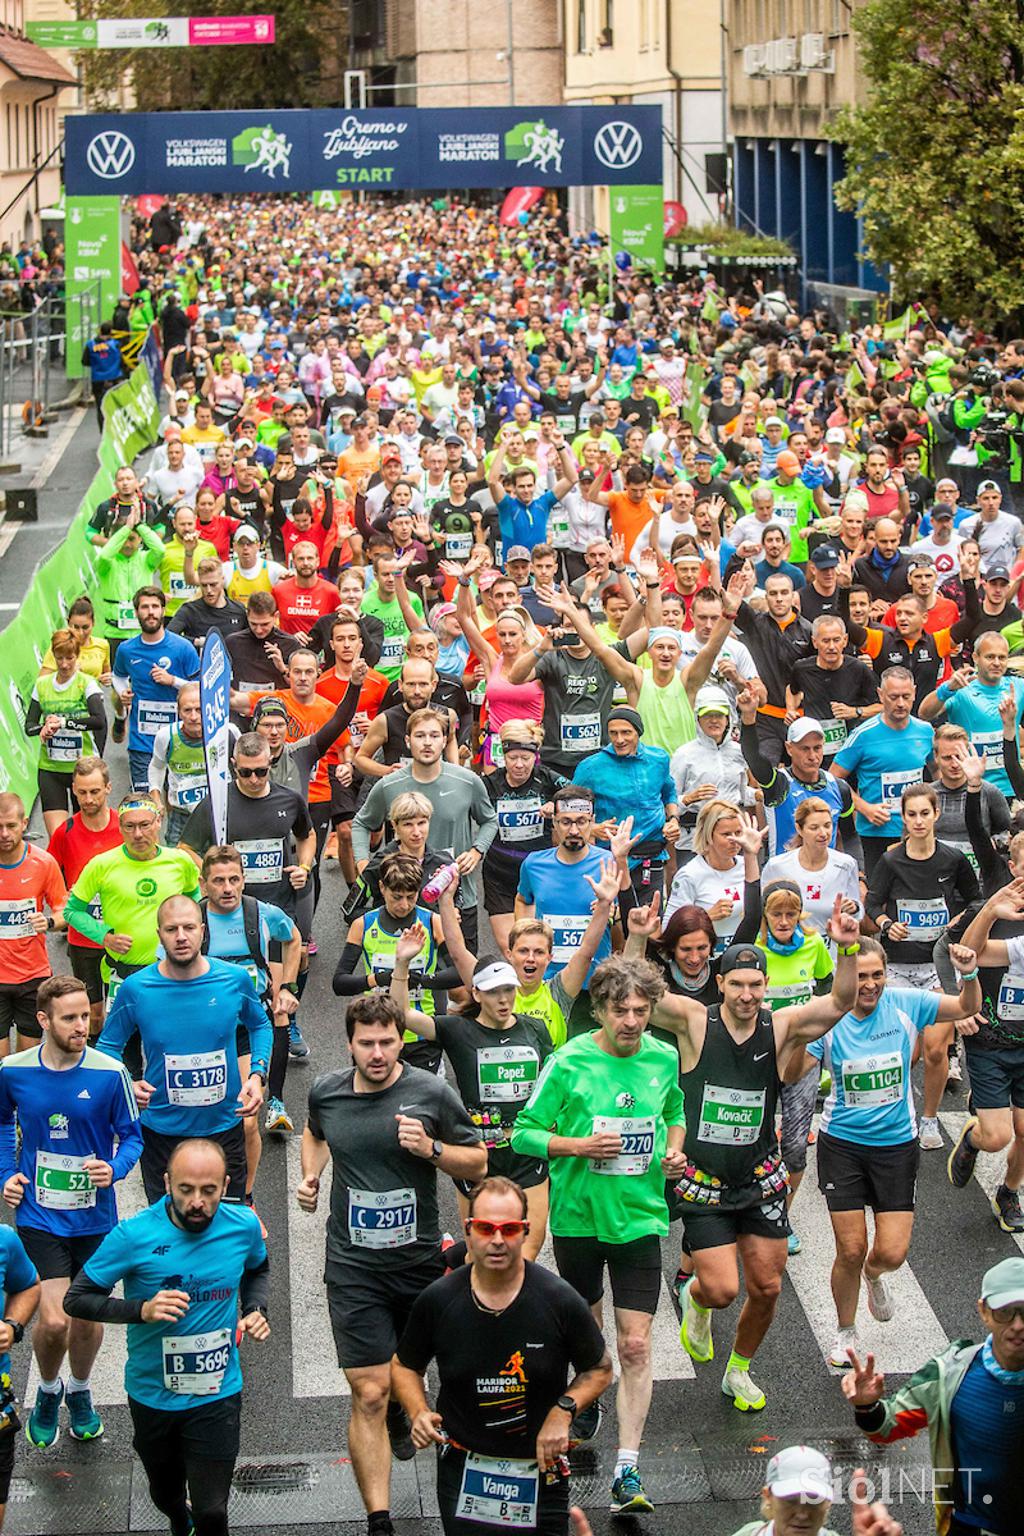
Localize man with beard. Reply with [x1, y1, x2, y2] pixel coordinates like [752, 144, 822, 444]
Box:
[111, 588, 201, 792]
[97, 896, 270, 1204]
[65, 1138, 269, 1536]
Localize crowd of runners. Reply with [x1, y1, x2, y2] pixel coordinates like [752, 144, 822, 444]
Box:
[1, 193, 1022, 1535]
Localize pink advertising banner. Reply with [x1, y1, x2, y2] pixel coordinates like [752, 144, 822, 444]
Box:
[188, 15, 275, 45]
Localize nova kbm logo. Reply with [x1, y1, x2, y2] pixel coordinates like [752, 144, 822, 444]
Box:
[505, 120, 564, 175]
[594, 120, 643, 171]
[86, 130, 136, 180]
[232, 125, 292, 180]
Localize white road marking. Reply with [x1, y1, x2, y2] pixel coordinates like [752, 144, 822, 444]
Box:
[286, 1136, 350, 1398]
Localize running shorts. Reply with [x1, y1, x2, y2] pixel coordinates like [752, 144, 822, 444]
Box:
[816, 1131, 919, 1213]
[551, 1233, 661, 1314]
[964, 1041, 1024, 1111]
[325, 1251, 444, 1370]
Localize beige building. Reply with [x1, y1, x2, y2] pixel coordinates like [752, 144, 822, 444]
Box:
[0, 0, 76, 248]
[350, 0, 563, 107]
[562, 0, 725, 233]
[725, 0, 883, 297]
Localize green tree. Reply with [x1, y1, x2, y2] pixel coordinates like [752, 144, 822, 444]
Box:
[831, 0, 1024, 317]
[79, 0, 342, 112]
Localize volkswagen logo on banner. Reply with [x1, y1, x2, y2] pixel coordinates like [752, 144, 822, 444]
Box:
[593, 121, 643, 171]
[86, 130, 136, 180]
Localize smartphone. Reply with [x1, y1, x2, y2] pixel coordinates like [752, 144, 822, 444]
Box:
[553, 629, 579, 648]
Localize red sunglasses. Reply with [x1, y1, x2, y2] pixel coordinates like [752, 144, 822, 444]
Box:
[465, 1219, 530, 1238]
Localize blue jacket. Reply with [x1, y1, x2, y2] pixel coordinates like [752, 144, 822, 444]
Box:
[573, 742, 676, 856]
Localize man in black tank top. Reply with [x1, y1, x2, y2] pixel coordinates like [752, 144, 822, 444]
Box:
[624, 900, 861, 1413]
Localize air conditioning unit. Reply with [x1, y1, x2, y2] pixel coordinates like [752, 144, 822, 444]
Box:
[764, 37, 799, 74]
[743, 43, 767, 76]
[800, 32, 836, 70]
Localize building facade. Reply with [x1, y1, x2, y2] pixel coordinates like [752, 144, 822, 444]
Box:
[349, 0, 563, 109]
[0, 0, 76, 249]
[562, 0, 725, 234]
[727, 0, 885, 298]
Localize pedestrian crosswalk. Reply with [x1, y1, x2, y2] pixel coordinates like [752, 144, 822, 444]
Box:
[22, 1114, 1021, 1412]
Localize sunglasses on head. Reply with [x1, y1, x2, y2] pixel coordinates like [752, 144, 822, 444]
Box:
[465, 1218, 530, 1239]
[236, 765, 270, 779]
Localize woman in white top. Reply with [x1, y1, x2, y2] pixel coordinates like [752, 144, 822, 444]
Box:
[664, 798, 750, 948]
[760, 795, 863, 945]
[670, 686, 752, 852]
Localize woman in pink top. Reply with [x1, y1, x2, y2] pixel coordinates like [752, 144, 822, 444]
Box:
[451, 552, 544, 772]
[205, 352, 245, 423]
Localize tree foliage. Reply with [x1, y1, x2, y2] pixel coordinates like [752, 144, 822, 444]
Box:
[78, 0, 343, 113]
[831, 0, 1024, 317]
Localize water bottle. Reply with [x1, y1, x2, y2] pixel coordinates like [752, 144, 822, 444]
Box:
[421, 861, 459, 902]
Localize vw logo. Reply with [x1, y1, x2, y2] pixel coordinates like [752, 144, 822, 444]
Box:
[86, 130, 136, 180]
[594, 121, 642, 171]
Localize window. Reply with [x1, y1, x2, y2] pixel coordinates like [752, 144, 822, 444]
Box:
[576, 0, 587, 52]
[598, 0, 613, 47]
[639, 0, 648, 48]
[13, 104, 19, 169]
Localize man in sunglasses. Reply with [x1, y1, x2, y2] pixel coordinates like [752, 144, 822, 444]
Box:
[392, 1175, 612, 1536]
[179, 733, 316, 931]
[843, 1255, 1024, 1536]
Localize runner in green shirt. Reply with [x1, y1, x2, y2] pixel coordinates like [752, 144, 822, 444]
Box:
[64, 795, 201, 1003]
[360, 555, 424, 681]
[94, 517, 165, 647]
[512, 953, 685, 1517]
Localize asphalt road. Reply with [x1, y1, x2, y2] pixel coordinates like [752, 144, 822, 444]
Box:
[1, 426, 1017, 1534]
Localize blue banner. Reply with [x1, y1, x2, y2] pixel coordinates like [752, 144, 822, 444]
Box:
[65, 106, 662, 195]
[199, 630, 230, 845]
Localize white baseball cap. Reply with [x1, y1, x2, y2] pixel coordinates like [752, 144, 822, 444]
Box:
[787, 717, 825, 745]
[766, 1445, 832, 1502]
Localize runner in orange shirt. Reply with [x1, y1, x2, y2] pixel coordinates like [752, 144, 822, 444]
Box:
[316, 613, 389, 882]
[0, 792, 67, 1055]
[599, 464, 668, 551]
[267, 650, 339, 912]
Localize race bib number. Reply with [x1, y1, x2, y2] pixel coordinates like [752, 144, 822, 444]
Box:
[457, 1454, 539, 1529]
[444, 533, 473, 560]
[165, 1050, 227, 1107]
[549, 507, 569, 544]
[348, 1186, 417, 1248]
[162, 1329, 231, 1396]
[0, 899, 34, 937]
[168, 573, 196, 600]
[115, 601, 138, 631]
[559, 712, 600, 754]
[880, 769, 918, 804]
[138, 698, 177, 737]
[489, 735, 505, 769]
[972, 730, 1004, 770]
[380, 633, 404, 667]
[589, 1114, 656, 1176]
[497, 795, 543, 844]
[477, 1045, 540, 1103]
[842, 1050, 904, 1107]
[175, 778, 207, 809]
[772, 499, 798, 527]
[896, 897, 948, 932]
[821, 717, 847, 752]
[548, 915, 588, 964]
[48, 727, 83, 763]
[998, 975, 1024, 1022]
[698, 1084, 765, 1145]
[764, 980, 813, 1008]
[35, 1151, 96, 1210]
[235, 838, 284, 885]
[468, 681, 486, 706]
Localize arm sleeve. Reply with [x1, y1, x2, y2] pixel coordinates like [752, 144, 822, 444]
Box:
[309, 686, 359, 759]
[64, 1269, 145, 1325]
[984, 781, 1012, 837]
[24, 696, 42, 737]
[86, 691, 108, 757]
[965, 788, 1009, 896]
[148, 725, 171, 790]
[1002, 727, 1024, 802]
[64, 890, 111, 946]
[836, 782, 862, 863]
[739, 719, 779, 793]
[332, 942, 372, 996]
[732, 878, 762, 944]
[239, 1252, 271, 1315]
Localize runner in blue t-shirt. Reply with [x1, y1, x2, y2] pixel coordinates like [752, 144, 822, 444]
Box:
[516, 803, 613, 982]
[789, 936, 981, 1370]
[99, 895, 271, 1204]
[832, 668, 934, 878]
[0, 975, 141, 1451]
[0, 1225, 39, 1518]
[64, 1138, 269, 1536]
[110, 589, 201, 790]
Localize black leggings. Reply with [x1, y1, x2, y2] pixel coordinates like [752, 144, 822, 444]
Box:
[130, 1395, 239, 1536]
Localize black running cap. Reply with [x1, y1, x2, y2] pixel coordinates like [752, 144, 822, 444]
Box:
[718, 944, 767, 977]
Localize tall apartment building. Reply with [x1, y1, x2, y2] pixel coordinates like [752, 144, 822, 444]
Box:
[727, 0, 885, 299]
[562, 0, 725, 233]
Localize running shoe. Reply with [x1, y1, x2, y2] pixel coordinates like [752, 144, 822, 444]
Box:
[386, 1403, 415, 1461]
[948, 1116, 979, 1188]
[66, 1387, 103, 1441]
[679, 1276, 713, 1363]
[828, 1327, 860, 1369]
[25, 1382, 63, 1449]
[787, 1230, 802, 1256]
[112, 717, 125, 744]
[610, 1465, 654, 1514]
[307, 939, 318, 957]
[288, 1022, 310, 1059]
[264, 1096, 294, 1135]
[946, 1052, 963, 1086]
[864, 1272, 894, 1323]
[721, 1364, 766, 1412]
[993, 1184, 1024, 1234]
[569, 1397, 602, 1445]
[919, 1116, 943, 1150]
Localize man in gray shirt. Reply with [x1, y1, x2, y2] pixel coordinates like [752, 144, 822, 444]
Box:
[351, 705, 497, 951]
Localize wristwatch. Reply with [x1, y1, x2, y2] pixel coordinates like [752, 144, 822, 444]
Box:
[430, 1139, 443, 1160]
[3, 1319, 23, 1344]
[280, 981, 300, 997]
[45, 916, 55, 932]
[555, 1394, 577, 1417]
